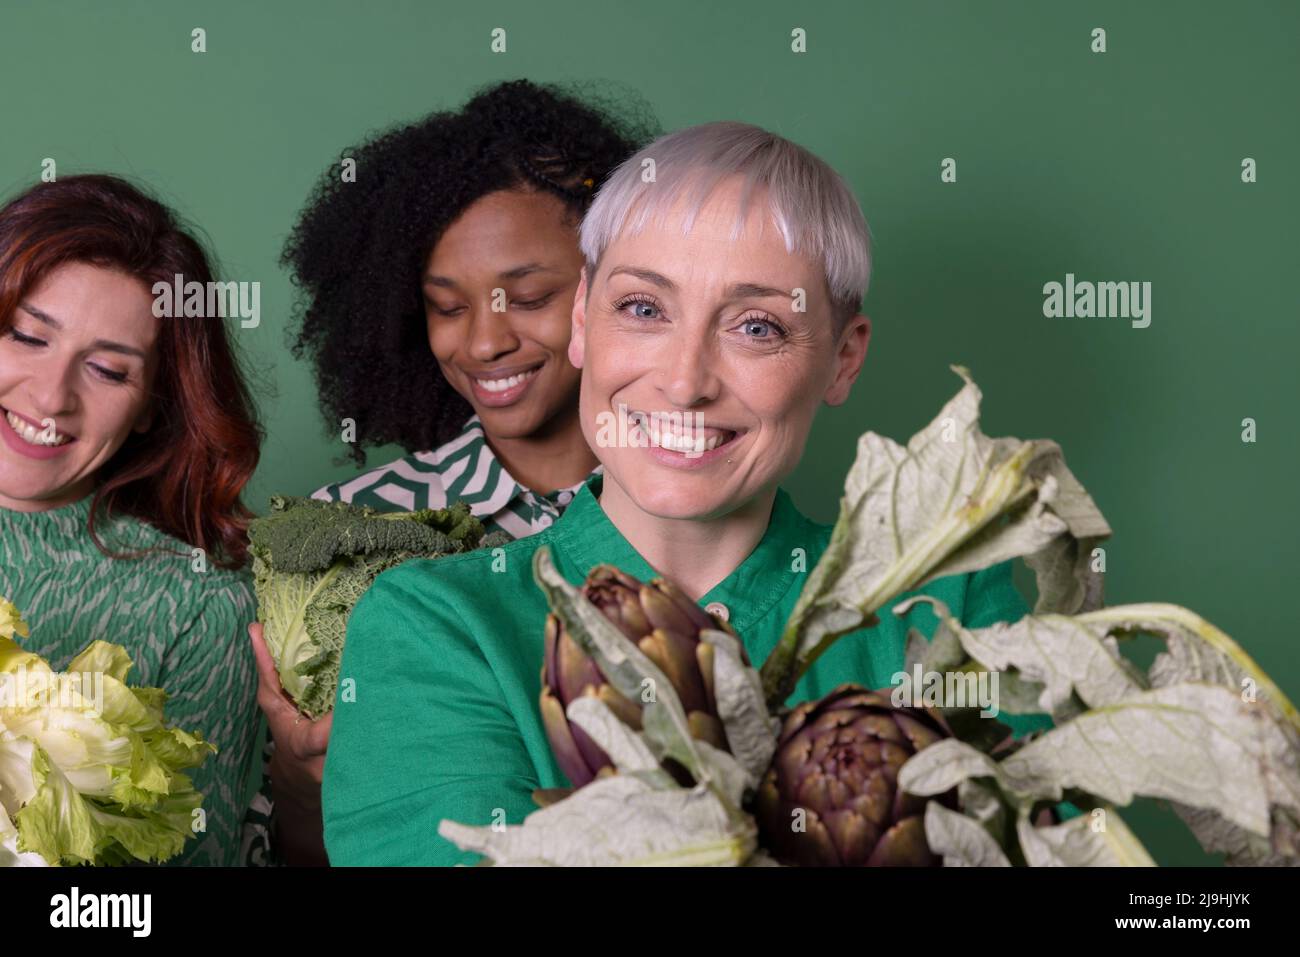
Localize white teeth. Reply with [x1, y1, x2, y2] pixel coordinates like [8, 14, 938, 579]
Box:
[5, 411, 70, 447]
[628, 413, 735, 453]
[476, 368, 538, 393]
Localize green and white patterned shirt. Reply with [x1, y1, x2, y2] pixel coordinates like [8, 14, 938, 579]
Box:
[240, 414, 599, 865]
[312, 415, 600, 538]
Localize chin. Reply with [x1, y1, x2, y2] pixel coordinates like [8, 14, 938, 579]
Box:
[472, 403, 537, 433]
[0, 482, 62, 507]
[0, 460, 91, 506]
[618, 473, 734, 521]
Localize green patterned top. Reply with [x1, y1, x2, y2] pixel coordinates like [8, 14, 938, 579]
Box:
[312, 414, 598, 537]
[0, 497, 258, 866]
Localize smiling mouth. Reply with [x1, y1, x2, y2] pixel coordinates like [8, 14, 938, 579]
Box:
[3, 408, 74, 447]
[470, 363, 543, 394]
[627, 410, 740, 453]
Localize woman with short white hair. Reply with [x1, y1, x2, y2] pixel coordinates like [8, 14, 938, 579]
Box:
[321, 121, 1049, 865]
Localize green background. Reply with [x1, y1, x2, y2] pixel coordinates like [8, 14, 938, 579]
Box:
[2, 0, 1295, 865]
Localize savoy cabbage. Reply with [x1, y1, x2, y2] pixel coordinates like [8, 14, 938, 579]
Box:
[249, 495, 508, 718]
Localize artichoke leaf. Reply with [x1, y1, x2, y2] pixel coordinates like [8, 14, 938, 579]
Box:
[1002, 684, 1298, 842]
[438, 774, 756, 866]
[898, 737, 1034, 800]
[1170, 803, 1300, 866]
[762, 365, 1110, 708]
[899, 595, 1144, 716]
[533, 548, 726, 802]
[924, 803, 1012, 867]
[565, 697, 675, 788]
[1074, 604, 1300, 863]
[959, 777, 1010, 844]
[1024, 532, 1107, 617]
[1079, 603, 1300, 733]
[698, 628, 779, 785]
[1016, 804, 1154, 867]
[902, 617, 965, 676]
[687, 737, 753, 811]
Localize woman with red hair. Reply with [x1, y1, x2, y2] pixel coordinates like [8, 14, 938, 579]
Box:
[0, 174, 263, 865]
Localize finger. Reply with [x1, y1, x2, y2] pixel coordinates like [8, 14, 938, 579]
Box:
[248, 624, 280, 688]
[249, 627, 299, 706]
[249, 627, 295, 719]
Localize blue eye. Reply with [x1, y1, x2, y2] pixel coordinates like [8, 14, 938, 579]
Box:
[739, 315, 787, 340]
[614, 295, 662, 320]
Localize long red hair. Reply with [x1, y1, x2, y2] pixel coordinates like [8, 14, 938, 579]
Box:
[0, 174, 262, 567]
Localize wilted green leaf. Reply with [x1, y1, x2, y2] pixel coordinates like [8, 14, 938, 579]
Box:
[1002, 684, 1297, 841]
[1016, 804, 1154, 866]
[762, 365, 1111, 707]
[698, 629, 778, 785]
[924, 803, 1011, 866]
[438, 774, 756, 866]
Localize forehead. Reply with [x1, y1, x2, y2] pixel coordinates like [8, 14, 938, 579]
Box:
[22, 262, 158, 347]
[599, 178, 823, 289]
[431, 189, 577, 263]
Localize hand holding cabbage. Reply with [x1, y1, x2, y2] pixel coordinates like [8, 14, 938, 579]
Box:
[249, 496, 509, 718]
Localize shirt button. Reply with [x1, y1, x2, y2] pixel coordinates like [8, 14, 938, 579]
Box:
[557, 491, 573, 505]
[704, 601, 730, 622]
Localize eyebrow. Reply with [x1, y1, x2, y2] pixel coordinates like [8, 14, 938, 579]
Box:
[606, 267, 791, 301]
[423, 262, 559, 288]
[18, 302, 149, 359]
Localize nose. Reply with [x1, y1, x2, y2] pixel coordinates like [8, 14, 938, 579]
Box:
[24, 361, 78, 421]
[657, 325, 721, 408]
[466, 304, 521, 362]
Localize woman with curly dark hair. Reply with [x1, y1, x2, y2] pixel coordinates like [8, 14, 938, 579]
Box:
[243, 79, 658, 865]
[0, 174, 263, 865]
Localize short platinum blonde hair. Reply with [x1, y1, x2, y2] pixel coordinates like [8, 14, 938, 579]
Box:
[579, 121, 872, 325]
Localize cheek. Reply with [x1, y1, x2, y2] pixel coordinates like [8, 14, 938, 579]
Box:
[425, 317, 460, 362]
[532, 306, 576, 353]
[75, 394, 144, 453]
[0, 345, 31, 386]
[583, 322, 651, 384]
[729, 357, 822, 446]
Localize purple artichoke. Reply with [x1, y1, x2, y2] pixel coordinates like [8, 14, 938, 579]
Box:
[755, 684, 956, 866]
[540, 564, 738, 788]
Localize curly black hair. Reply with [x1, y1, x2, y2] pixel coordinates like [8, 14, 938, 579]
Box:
[282, 78, 660, 464]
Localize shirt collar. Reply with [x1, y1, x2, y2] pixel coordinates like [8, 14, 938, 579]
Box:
[548, 473, 815, 635]
[453, 416, 601, 517]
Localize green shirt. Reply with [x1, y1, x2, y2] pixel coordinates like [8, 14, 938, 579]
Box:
[322, 473, 1049, 866]
[0, 497, 258, 866]
[241, 414, 598, 865]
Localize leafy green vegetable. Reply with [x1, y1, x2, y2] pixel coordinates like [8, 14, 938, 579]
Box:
[896, 597, 1300, 865]
[0, 599, 217, 866]
[760, 364, 1111, 708]
[439, 365, 1300, 868]
[249, 495, 508, 718]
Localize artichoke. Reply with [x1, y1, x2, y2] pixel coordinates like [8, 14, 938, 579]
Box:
[755, 684, 955, 866]
[540, 564, 738, 788]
